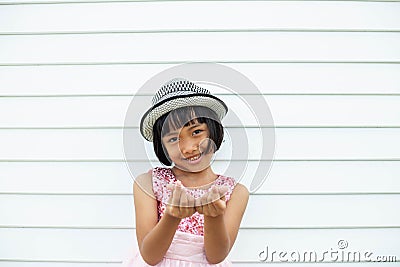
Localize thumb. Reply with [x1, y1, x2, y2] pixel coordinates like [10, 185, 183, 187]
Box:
[217, 185, 229, 198]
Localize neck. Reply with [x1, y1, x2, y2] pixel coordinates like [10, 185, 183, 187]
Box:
[171, 166, 218, 188]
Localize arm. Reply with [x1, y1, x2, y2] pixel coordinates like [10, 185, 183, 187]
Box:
[134, 173, 195, 265]
[134, 172, 179, 265]
[202, 184, 249, 264]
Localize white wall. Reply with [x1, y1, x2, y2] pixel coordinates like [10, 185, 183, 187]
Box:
[1, 1, 400, 266]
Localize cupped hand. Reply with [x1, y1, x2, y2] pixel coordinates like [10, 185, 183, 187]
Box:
[165, 180, 196, 219]
[195, 185, 229, 217]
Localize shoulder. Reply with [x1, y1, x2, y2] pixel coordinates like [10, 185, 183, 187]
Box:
[231, 183, 249, 201]
[135, 169, 152, 184]
[216, 176, 248, 202]
[216, 175, 236, 188]
[134, 167, 171, 185]
[133, 170, 154, 198]
[135, 167, 175, 200]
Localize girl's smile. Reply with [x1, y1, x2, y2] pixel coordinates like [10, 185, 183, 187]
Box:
[184, 152, 202, 163]
[162, 120, 215, 173]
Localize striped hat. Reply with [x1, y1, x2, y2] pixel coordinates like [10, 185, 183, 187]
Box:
[140, 78, 228, 142]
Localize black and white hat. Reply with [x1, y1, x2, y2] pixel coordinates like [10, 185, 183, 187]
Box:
[140, 78, 228, 142]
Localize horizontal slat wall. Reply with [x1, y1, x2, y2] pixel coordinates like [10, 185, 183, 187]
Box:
[1, 32, 400, 63]
[1, 194, 400, 227]
[1, 64, 400, 95]
[1, 128, 400, 160]
[1, 161, 399, 194]
[1, 1, 400, 32]
[1, 0, 400, 266]
[0, 95, 400, 126]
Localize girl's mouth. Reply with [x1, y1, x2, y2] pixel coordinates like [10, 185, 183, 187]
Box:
[184, 153, 203, 164]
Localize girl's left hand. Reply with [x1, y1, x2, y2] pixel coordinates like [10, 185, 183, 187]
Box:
[195, 185, 229, 217]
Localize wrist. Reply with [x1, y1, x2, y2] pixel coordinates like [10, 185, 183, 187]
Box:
[204, 213, 224, 221]
[162, 212, 182, 225]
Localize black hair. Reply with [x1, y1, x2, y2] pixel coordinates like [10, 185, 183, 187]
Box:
[152, 106, 224, 166]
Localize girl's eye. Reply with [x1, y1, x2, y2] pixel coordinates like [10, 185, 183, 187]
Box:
[168, 137, 178, 143]
[193, 129, 203, 135]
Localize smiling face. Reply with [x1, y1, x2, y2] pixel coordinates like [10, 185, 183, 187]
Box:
[152, 106, 224, 171]
[162, 119, 216, 173]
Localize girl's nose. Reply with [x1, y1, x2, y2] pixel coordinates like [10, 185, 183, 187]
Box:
[180, 139, 199, 154]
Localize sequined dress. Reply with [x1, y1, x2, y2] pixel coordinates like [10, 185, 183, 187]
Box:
[122, 167, 236, 266]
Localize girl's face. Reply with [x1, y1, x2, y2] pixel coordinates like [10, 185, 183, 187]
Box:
[162, 120, 215, 173]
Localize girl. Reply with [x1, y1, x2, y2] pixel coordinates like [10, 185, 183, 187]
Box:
[123, 78, 249, 266]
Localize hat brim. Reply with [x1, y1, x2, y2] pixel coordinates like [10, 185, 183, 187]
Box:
[140, 94, 227, 142]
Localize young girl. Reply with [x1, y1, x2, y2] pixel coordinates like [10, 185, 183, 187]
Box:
[123, 78, 249, 266]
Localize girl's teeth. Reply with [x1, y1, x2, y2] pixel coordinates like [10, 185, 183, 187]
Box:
[187, 154, 200, 161]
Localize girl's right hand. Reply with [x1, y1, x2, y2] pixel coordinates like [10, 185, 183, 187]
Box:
[166, 181, 196, 219]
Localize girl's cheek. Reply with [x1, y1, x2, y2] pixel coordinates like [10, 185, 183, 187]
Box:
[166, 145, 180, 155]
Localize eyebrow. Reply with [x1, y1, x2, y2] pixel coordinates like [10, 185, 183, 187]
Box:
[187, 123, 202, 130]
[163, 123, 202, 137]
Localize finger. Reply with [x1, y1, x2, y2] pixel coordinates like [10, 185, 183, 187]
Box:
[187, 194, 195, 209]
[209, 186, 220, 203]
[207, 189, 218, 216]
[199, 193, 209, 214]
[180, 189, 189, 208]
[217, 185, 229, 198]
[195, 196, 203, 214]
[206, 201, 218, 217]
[216, 187, 228, 212]
[166, 183, 175, 191]
[179, 190, 190, 217]
[194, 196, 201, 207]
[165, 184, 176, 216]
[166, 181, 176, 205]
[187, 193, 196, 216]
[213, 198, 226, 211]
[166, 184, 175, 205]
[210, 187, 227, 215]
[172, 183, 182, 210]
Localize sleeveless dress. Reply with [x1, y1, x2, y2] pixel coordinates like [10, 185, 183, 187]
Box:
[122, 167, 236, 267]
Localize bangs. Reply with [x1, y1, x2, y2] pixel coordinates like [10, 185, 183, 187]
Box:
[161, 106, 218, 137]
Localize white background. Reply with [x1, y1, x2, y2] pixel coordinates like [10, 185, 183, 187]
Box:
[0, 0, 399, 266]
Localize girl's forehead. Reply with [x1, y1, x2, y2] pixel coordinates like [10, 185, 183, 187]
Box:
[167, 118, 204, 131]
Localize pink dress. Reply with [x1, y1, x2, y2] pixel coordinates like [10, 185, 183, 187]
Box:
[122, 167, 236, 267]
